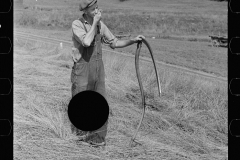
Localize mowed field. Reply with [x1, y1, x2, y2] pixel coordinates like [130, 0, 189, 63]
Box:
[14, 0, 228, 160]
[14, 37, 227, 160]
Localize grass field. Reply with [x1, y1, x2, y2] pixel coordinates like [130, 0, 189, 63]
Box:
[14, 27, 228, 78]
[14, 0, 228, 77]
[15, 0, 227, 37]
[14, 38, 227, 160]
[14, 0, 228, 159]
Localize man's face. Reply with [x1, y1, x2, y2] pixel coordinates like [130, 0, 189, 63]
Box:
[84, 3, 99, 18]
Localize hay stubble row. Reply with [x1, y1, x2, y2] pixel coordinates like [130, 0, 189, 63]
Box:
[14, 38, 227, 160]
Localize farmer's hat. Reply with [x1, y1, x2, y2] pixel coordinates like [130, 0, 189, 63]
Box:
[79, 0, 97, 11]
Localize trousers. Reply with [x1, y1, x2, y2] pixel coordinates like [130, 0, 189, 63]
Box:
[70, 53, 108, 143]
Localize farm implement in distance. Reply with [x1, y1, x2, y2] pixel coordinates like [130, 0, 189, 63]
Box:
[209, 35, 227, 48]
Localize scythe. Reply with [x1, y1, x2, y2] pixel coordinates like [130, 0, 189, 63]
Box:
[129, 39, 162, 147]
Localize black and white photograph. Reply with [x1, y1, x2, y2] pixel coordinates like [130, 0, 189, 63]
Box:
[14, 0, 228, 159]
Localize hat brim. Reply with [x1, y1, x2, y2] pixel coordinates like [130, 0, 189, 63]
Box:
[80, 0, 97, 11]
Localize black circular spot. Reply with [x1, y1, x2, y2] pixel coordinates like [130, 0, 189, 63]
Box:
[68, 90, 109, 132]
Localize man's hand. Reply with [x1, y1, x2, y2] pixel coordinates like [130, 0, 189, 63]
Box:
[72, 48, 81, 63]
[133, 35, 145, 43]
[93, 9, 102, 24]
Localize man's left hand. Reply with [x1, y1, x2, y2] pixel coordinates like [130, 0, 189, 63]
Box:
[133, 35, 145, 43]
[72, 48, 81, 63]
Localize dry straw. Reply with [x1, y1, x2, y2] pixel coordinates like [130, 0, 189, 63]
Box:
[14, 38, 227, 160]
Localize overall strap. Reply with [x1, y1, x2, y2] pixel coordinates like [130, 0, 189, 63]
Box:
[79, 17, 88, 33]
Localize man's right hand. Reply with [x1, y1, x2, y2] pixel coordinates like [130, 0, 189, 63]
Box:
[93, 9, 102, 24]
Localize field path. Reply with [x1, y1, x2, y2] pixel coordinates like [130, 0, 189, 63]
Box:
[14, 31, 227, 83]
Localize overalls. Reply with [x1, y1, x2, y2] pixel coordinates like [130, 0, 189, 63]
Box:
[70, 18, 108, 143]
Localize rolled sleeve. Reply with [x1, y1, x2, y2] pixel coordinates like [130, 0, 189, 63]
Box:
[72, 20, 87, 47]
[101, 22, 118, 49]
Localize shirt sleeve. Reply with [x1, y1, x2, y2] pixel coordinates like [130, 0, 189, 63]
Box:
[100, 22, 118, 49]
[72, 20, 87, 47]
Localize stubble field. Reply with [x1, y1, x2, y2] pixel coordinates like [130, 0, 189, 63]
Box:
[14, 37, 227, 160]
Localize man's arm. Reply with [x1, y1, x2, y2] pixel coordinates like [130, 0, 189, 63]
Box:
[112, 35, 145, 48]
[82, 22, 97, 47]
[72, 10, 101, 47]
[83, 10, 102, 46]
[72, 20, 96, 47]
[101, 20, 145, 49]
[114, 39, 136, 48]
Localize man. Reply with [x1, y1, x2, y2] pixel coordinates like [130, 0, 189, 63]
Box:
[70, 0, 145, 146]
